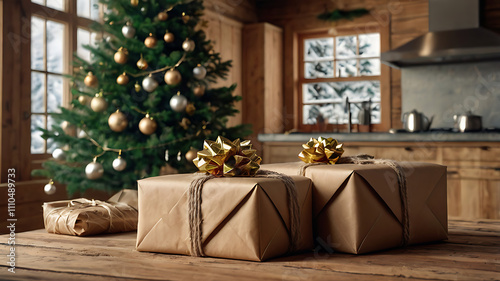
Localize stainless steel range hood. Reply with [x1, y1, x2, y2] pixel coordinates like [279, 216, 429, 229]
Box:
[381, 0, 500, 68]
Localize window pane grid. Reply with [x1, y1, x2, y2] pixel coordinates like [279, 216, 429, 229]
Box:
[301, 32, 381, 126]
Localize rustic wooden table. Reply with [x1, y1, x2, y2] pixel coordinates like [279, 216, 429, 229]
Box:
[0, 219, 498, 280]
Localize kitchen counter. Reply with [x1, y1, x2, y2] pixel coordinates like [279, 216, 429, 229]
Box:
[258, 132, 500, 143]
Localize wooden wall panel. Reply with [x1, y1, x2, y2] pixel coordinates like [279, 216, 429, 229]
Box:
[204, 0, 257, 23]
[203, 9, 245, 128]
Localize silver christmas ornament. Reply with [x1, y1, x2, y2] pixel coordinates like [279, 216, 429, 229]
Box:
[122, 22, 136, 39]
[177, 151, 182, 161]
[112, 156, 127, 171]
[182, 39, 195, 52]
[142, 75, 159, 92]
[77, 129, 88, 139]
[169, 93, 188, 112]
[85, 161, 104, 180]
[44, 181, 57, 195]
[165, 150, 169, 161]
[52, 148, 66, 161]
[193, 65, 207, 80]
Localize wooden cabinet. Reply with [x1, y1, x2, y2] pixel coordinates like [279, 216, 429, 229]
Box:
[262, 141, 500, 220]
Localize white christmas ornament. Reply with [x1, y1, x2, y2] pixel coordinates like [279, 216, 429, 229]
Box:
[77, 129, 88, 139]
[52, 148, 66, 161]
[170, 93, 188, 112]
[193, 65, 207, 80]
[142, 75, 159, 92]
[85, 160, 104, 180]
[44, 181, 57, 195]
[112, 156, 127, 171]
[182, 39, 195, 52]
[122, 22, 136, 39]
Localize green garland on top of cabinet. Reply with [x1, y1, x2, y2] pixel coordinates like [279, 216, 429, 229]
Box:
[317, 8, 370, 22]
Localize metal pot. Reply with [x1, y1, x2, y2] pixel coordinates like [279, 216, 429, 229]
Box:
[402, 109, 433, 132]
[453, 111, 482, 132]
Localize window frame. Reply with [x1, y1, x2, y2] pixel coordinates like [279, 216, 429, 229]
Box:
[0, 0, 102, 182]
[296, 23, 390, 132]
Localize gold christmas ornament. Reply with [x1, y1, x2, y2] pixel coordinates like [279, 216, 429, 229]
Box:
[144, 33, 158, 48]
[61, 121, 77, 137]
[185, 103, 196, 115]
[78, 95, 91, 105]
[90, 93, 108, 112]
[182, 12, 190, 24]
[158, 11, 168, 21]
[193, 85, 205, 97]
[84, 72, 98, 88]
[136, 54, 148, 70]
[298, 137, 344, 164]
[114, 47, 129, 64]
[193, 136, 262, 177]
[116, 72, 129, 85]
[185, 148, 198, 162]
[108, 110, 128, 132]
[130, 0, 139, 6]
[182, 38, 195, 52]
[163, 31, 175, 43]
[134, 82, 141, 92]
[164, 69, 182, 85]
[138, 114, 157, 135]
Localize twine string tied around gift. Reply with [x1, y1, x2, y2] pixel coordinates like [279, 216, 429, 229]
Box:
[188, 170, 301, 257]
[299, 154, 410, 247]
[45, 198, 135, 235]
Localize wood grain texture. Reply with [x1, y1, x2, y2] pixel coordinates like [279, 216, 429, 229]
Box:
[0, 219, 498, 280]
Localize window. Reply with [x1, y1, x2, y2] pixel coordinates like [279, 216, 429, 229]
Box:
[29, 0, 102, 156]
[298, 26, 389, 132]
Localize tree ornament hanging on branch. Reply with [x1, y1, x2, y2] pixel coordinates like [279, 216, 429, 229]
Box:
[193, 85, 205, 97]
[52, 148, 66, 161]
[144, 33, 158, 48]
[44, 179, 57, 195]
[117, 73, 130, 85]
[78, 95, 91, 105]
[193, 64, 207, 80]
[185, 103, 196, 115]
[158, 11, 168, 21]
[122, 22, 136, 38]
[182, 12, 190, 24]
[134, 82, 141, 92]
[84, 72, 98, 88]
[90, 91, 108, 112]
[164, 69, 181, 85]
[170, 92, 188, 112]
[185, 148, 198, 162]
[130, 0, 139, 7]
[182, 38, 195, 52]
[61, 121, 77, 137]
[114, 47, 129, 64]
[164, 30, 175, 43]
[112, 151, 127, 172]
[136, 54, 148, 70]
[108, 110, 128, 132]
[139, 113, 157, 135]
[85, 158, 104, 180]
[142, 74, 158, 92]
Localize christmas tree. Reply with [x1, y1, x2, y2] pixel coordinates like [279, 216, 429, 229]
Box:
[33, 0, 251, 195]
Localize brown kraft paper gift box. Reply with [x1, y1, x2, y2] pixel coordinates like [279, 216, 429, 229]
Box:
[261, 161, 448, 254]
[136, 173, 313, 261]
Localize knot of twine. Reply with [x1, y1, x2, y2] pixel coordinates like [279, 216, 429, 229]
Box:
[299, 154, 410, 247]
[45, 198, 136, 236]
[188, 170, 301, 257]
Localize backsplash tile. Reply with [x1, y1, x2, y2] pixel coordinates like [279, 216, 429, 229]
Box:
[402, 61, 500, 129]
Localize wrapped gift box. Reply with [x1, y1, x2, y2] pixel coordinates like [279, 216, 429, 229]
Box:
[43, 191, 138, 236]
[136, 173, 313, 261]
[261, 161, 448, 254]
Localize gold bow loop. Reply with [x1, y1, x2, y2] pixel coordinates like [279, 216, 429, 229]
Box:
[298, 137, 344, 164]
[193, 136, 262, 177]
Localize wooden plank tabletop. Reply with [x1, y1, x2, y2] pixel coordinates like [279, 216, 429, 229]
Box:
[0, 219, 499, 280]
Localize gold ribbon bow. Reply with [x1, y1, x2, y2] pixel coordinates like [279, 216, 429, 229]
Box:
[193, 136, 262, 177]
[298, 137, 344, 164]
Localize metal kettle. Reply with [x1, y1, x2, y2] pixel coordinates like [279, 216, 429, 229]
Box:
[453, 111, 482, 132]
[402, 109, 433, 132]
[357, 99, 372, 126]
